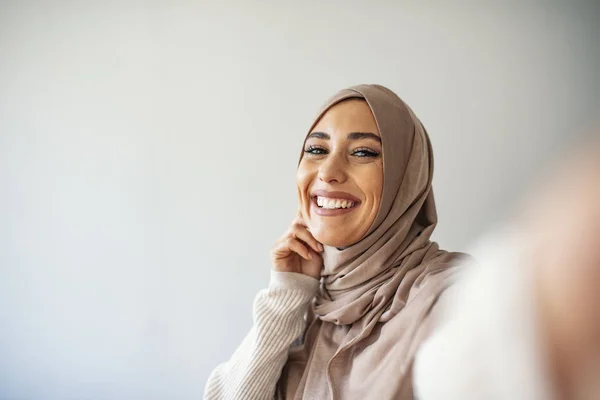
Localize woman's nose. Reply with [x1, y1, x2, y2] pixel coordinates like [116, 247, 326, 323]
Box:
[318, 154, 347, 184]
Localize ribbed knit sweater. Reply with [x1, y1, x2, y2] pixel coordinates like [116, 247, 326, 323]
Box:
[204, 271, 319, 400]
[204, 233, 551, 400]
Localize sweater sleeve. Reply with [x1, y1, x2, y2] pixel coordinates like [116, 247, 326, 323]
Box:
[204, 271, 319, 400]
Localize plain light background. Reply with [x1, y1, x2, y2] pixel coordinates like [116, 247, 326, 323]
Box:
[1, 1, 599, 399]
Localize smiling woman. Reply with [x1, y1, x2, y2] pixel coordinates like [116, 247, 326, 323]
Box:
[203, 84, 470, 400]
[297, 99, 383, 248]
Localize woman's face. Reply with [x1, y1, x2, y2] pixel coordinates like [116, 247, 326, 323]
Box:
[297, 99, 383, 248]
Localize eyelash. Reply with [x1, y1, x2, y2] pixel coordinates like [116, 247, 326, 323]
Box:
[303, 145, 380, 158]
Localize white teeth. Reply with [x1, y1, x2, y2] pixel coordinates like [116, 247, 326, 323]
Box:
[316, 196, 356, 210]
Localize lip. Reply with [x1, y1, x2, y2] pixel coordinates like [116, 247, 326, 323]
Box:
[310, 189, 361, 217]
[310, 190, 361, 203]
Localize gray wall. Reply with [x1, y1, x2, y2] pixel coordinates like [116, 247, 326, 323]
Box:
[1, 1, 599, 399]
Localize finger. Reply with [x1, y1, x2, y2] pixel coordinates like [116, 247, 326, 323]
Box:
[274, 221, 301, 245]
[305, 248, 324, 278]
[285, 223, 319, 251]
[291, 215, 307, 227]
[272, 239, 299, 259]
[290, 225, 323, 253]
[271, 241, 291, 258]
[285, 238, 312, 260]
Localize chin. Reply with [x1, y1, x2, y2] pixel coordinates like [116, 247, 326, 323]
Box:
[311, 228, 355, 249]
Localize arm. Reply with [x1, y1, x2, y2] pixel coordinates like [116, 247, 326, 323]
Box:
[204, 271, 319, 400]
[414, 143, 600, 400]
[413, 230, 553, 400]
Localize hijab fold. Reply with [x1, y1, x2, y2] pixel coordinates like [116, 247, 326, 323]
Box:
[277, 85, 467, 399]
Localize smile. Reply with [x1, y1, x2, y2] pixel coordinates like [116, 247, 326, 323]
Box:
[316, 196, 357, 209]
[310, 194, 360, 217]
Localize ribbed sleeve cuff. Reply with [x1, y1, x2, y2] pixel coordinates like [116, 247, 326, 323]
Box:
[269, 271, 320, 293]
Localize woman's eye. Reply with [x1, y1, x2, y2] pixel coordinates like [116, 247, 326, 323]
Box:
[304, 146, 328, 155]
[352, 148, 380, 158]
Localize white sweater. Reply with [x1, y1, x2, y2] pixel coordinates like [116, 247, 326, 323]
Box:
[204, 271, 319, 400]
[205, 233, 552, 400]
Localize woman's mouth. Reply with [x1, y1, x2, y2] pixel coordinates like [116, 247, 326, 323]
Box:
[316, 196, 357, 209]
[311, 195, 360, 216]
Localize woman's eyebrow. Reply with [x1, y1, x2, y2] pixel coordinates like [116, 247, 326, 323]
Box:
[307, 131, 330, 140]
[306, 131, 381, 143]
[347, 132, 381, 143]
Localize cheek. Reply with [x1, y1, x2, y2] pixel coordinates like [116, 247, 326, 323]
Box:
[372, 178, 383, 211]
[359, 166, 383, 207]
[296, 165, 313, 201]
[296, 167, 317, 225]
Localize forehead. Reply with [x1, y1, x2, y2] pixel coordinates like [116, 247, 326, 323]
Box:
[311, 99, 380, 137]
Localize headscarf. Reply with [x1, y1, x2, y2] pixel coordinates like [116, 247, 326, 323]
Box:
[277, 84, 468, 399]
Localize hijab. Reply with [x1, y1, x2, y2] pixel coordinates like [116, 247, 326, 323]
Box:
[277, 84, 468, 399]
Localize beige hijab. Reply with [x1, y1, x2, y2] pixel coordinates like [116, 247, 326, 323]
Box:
[277, 84, 468, 399]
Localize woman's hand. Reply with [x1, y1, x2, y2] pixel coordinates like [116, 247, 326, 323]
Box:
[271, 215, 324, 280]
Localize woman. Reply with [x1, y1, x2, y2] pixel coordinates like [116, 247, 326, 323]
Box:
[204, 84, 468, 399]
[205, 84, 600, 399]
